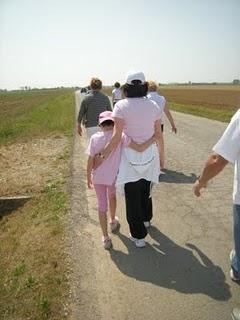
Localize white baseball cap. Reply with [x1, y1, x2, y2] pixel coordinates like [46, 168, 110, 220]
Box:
[125, 71, 146, 85]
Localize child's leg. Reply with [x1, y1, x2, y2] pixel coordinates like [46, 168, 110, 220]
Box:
[94, 184, 109, 237]
[108, 185, 117, 223]
[108, 185, 120, 232]
[99, 212, 108, 237]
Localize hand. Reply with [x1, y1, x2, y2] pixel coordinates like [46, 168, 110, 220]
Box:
[152, 135, 158, 143]
[87, 176, 93, 189]
[193, 178, 207, 197]
[172, 125, 177, 134]
[153, 133, 159, 142]
[77, 124, 82, 136]
[160, 159, 165, 171]
[93, 153, 104, 169]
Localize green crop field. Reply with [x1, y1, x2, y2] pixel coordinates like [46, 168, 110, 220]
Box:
[0, 89, 74, 145]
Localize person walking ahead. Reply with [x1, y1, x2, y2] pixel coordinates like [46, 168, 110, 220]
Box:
[77, 77, 112, 140]
[112, 82, 122, 107]
[147, 81, 177, 170]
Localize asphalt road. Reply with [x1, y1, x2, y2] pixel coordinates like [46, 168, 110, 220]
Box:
[68, 104, 239, 320]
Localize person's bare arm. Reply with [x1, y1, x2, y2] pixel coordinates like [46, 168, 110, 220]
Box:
[193, 153, 228, 197]
[87, 156, 94, 189]
[164, 102, 177, 133]
[128, 136, 156, 152]
[154, 119, 164, 168]
[77, 123, 83, 136]
[94, 117, 124, 168]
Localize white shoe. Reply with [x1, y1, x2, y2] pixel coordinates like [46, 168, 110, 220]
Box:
[129, 234, 146, 248]
[230, 249, 235, 262]
[144, 221, 151, 228]
[230, 268, 240, 282]
[229, 250, 240, 281]
[231, 307, 240, 320]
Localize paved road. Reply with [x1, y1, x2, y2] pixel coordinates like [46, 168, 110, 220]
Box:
[68, 105, 239, 320]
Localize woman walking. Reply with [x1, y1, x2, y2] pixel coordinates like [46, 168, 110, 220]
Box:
[112, 82, 122, 107]
[147, 81, 177, 170]
[94, 71, 163, 248]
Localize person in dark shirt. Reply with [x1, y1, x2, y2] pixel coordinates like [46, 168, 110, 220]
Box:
[77, 78, 112, 140]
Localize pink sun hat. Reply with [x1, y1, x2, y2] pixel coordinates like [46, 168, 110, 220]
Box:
[98, 111, 114, 125]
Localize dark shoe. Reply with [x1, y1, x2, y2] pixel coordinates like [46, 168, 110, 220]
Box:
[102, 236, 112, 250]
[109, 217, 120, 233]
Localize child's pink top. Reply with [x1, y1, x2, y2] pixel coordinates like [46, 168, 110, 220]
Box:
[86, 130, 130, 185]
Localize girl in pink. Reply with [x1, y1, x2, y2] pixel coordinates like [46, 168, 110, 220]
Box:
[86, 111, 155, 249]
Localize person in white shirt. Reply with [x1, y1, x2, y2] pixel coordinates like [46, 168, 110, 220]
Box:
[112, 82, 122, 107]
[147, 81, 177, 169]
[193, 109, 240, 285]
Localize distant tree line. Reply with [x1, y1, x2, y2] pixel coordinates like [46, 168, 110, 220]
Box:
[158, 79, 240, 86]
[0, 80, 239, 92]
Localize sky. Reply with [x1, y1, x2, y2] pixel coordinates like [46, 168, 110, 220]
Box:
[0, 0, 239, 90]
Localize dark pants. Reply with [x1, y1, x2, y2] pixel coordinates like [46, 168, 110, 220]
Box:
[124, 179, 152, 239]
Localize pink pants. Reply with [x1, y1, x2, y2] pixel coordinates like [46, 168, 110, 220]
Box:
[94, 184, 116, 214]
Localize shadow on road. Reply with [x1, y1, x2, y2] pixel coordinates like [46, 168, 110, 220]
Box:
[159, 169, 197, 184]
[110, 226, 231, 301]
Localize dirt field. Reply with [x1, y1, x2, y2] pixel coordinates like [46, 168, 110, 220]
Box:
[159, 85, 240, 110]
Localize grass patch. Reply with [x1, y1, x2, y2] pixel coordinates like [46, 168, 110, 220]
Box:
[169, 102, 238, 122]
[0, 180, 69, 319]
[0, 89, 74, 145]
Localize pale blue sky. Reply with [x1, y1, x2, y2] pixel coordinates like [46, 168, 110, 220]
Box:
[0, 0, 239, 89]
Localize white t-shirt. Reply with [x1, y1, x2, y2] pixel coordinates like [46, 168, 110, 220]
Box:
[147, 92, 166, 124]
[213, 109, 240, 204]
[112, 88, 122, 101]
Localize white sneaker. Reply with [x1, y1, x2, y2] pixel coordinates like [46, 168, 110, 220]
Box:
[230, 268, 240, 282]
[144, 221, 151, 228]
[230, 249, 235, 262]
[231, 307, 240, 320]
[129, 234, 146, 248]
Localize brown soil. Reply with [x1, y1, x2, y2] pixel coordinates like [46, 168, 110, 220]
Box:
[159, 88, 240, 110]
[0, 135, 70, 196]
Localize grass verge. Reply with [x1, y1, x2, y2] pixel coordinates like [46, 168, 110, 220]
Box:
[169, 102, 238, 123]
[0, 89, 74, 319]
[0, 180, 69, 319]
